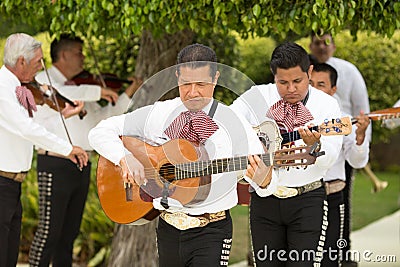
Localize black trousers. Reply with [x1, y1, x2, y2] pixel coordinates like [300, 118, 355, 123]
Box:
[29, 155, 91, 267]
[0, 176, 22, 267]
[157, 211, 232, 267]
[250, 187, 327, 267]
[342, 161, 353, 257]
[322, 191, 345, 267]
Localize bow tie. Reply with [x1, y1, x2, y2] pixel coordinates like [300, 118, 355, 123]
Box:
[267, 99, 314, 132]
[16, 85, 37, 117]
[164, 110, 219, 144]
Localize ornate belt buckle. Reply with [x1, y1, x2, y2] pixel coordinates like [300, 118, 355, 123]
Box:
[161, 212, 206, 230]
[273, 186, 298, 198]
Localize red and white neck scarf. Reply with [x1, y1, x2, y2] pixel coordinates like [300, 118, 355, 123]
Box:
[267, 99, 314, 132]
[164, 110, 219, 144]
[16, 85, 37, 117]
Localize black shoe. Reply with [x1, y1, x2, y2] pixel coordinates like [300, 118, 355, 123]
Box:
[341, 260, 358, 267]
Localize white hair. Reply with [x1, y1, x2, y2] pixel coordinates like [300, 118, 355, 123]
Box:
[3, 33, 42, 67]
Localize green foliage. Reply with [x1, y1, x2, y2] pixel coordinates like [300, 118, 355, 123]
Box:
[236, 35, 276, 84]
[1, 0, 399, 42]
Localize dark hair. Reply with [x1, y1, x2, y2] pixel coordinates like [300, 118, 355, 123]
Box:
[176, 43, 217, 78]
[50, 33, 83, 62]
[312, 62, 338, 87]
[270, 42, 310, 75]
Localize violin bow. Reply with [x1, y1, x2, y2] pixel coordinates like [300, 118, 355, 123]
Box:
[87, 41, 116, 106]
[40, 59, 83, 171]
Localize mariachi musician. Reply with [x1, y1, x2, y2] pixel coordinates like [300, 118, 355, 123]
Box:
[0, 33, 88, 267]
[231, 42, 343, 266]
[28, 33, 140, 266]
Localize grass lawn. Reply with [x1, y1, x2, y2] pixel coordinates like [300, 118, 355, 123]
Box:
[229, 170, 400, 264]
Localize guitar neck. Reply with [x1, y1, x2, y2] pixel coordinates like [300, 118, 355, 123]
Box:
[174, 154, 273, 180]
[351, 107, 400, 124]
[281, 126, 319, 144]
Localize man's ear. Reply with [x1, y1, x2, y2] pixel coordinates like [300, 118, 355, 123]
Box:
[60, 50, 69, 61]
[331, 85, 337, 95]
[213, 71, 220, 84]
[17, 56, 25, 66]
[307, 65, 314, 78]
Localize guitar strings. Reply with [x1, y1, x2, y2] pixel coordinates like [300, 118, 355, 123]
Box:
[136, 154, 274, 179]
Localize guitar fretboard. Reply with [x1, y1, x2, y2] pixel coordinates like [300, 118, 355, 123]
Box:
[281, 126, 319, 144]
[174, 154, 273, 180]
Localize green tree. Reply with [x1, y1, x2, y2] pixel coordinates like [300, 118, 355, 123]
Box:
[1, 1, 399, 266]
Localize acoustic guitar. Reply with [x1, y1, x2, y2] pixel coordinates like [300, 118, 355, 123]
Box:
[96, 136, 322, 224]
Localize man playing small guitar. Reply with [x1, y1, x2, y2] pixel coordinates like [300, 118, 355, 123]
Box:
[88, 44, 276, 267]
[231, 42, 343, 266]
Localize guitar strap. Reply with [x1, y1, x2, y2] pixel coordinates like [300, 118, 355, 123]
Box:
[160, 99, 219, 209]
[302, 89, 310, 106]
[208, 98, 219, 118]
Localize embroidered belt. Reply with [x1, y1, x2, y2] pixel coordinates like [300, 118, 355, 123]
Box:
[0, 170, 28, 183]
[160, 210, 226, 230]
[273, 180, 323, 199]
[325, 179, 346, 195]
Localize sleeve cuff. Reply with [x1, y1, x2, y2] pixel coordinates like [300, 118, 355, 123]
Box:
[243, 172, 279, 197]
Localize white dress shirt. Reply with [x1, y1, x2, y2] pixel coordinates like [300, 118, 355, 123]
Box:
[327, 57, 370, 116]
[88, 97, 274, 215]
[324, 112, 369, 182]
[0, 65, 72, 172]
[34, 66, 131, 151]
[231, 84, 343, 188]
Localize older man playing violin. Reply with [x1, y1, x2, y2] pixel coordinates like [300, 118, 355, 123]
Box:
[0, 33, 88, 267]
[29, 33, 140, 267]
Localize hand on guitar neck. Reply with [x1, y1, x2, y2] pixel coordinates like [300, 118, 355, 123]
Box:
[297, 124, 322, 147]
[353, 111, 370, 145]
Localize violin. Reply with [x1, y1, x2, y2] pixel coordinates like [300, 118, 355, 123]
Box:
[22, 80, 87, 119]
[71, 70, 132, 93]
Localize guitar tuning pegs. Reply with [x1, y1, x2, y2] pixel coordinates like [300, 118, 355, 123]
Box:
[335, 118, 342, 123]
[324, 119, 329, 125]
[333, 126, 341, 133]
[325, 128, 331, 133]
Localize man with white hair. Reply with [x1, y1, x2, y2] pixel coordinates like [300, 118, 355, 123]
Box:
[0, 33, 88, 266]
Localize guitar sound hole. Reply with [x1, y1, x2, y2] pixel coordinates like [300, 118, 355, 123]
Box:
[258, 134, 270, 150]
[159, 163, 176, 181]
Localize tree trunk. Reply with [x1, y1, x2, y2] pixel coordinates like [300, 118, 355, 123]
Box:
[130, 29, 196, 110]
[106, 29, 194, 267]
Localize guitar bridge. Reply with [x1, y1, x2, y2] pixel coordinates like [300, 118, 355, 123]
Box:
[124, 182, 133, 202]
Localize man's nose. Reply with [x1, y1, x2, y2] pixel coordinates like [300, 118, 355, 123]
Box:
[188, 83, 199, 95]
[287, 83, 296, 92]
